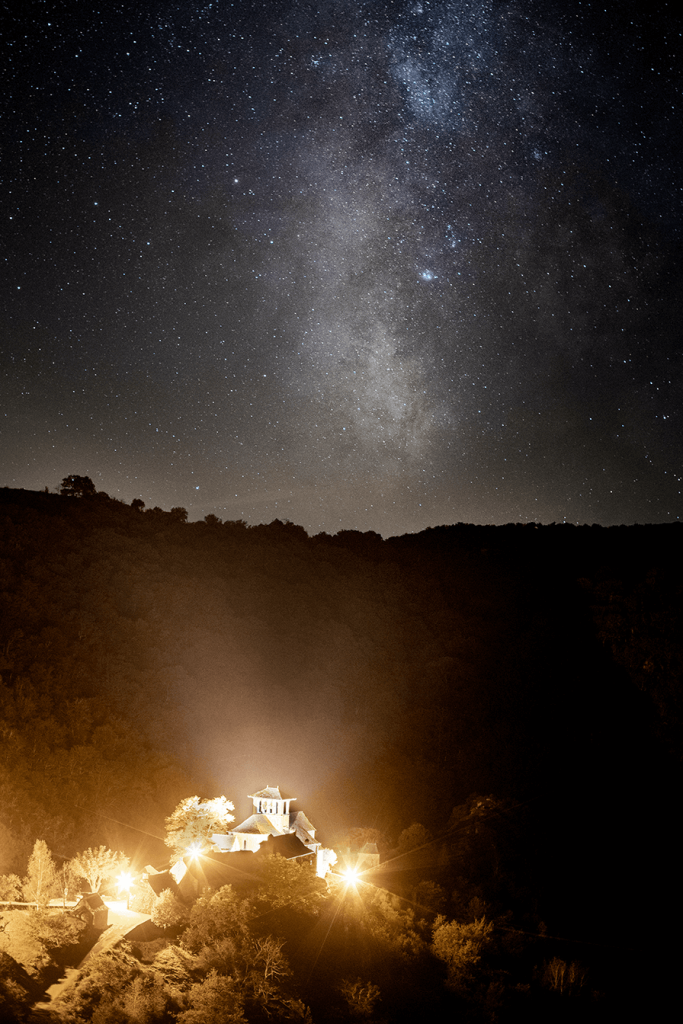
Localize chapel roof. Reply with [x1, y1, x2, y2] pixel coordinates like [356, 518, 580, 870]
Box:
[290, 811, 317, 846]
[291, 810, 315, 832]
[249, 786, 296, 802]
[293, 825, 317, 847]
[230, 813, 283, 835]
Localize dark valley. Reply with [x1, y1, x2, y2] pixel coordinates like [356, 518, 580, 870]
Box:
[1, 484, 680, 1020]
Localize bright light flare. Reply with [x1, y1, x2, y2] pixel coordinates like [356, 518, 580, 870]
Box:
[186, 842, 203, 859]
[117, 871, 134, 893]
[342, 867, 360, 885]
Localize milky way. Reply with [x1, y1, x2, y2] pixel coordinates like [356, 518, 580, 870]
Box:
[2, 1, 681, 532]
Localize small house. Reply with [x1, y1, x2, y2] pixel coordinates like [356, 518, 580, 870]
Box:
[71, 893, 108, 930]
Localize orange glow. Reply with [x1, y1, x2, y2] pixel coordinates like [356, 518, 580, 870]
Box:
[186, 842, 203, 859]
[342, 867, 360, 884]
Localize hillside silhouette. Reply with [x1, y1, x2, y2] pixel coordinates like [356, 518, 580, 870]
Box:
[1, 484, 680, 1012]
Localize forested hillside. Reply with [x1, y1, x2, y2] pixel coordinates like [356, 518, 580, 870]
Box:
[1, 485, 681, 1014]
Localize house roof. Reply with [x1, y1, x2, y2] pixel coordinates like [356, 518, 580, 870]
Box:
[74, 893, 106, 911]
[146, 871, 179, 897]
[249, 786, 296, 802]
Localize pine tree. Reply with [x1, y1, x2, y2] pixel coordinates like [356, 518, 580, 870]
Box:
[23, 840, 58, 905]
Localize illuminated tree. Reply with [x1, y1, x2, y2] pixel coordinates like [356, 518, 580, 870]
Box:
[543, 957, 587, 995]
[0, 873, 22, 901]
[23, 840, 59, 905]
[123, 974, 170, 1022]
[164, 795, 235, 859]
[151, 888, 189, 929]
[69, 846, 129, 894]
[182, 884, 251, 953]
[254, 854, 326, 911]
[431, 915, 492, 989]
[245, 934, 290, 987]
[177, 970, 246, 1024]
[339, 978, 381, 1019]
[239, 935, 292, 1009]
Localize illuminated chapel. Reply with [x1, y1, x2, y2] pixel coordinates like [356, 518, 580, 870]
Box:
[210, 785, 329, 875]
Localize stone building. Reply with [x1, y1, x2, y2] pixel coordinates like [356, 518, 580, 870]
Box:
[211, 785, 329, 876]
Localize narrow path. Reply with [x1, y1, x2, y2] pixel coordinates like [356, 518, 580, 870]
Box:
[33, 901, 151, 1014]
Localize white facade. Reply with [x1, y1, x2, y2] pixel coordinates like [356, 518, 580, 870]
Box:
[211, 785, 329, 875]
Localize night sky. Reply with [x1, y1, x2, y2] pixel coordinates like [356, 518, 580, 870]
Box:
[2, 0, 681, 535]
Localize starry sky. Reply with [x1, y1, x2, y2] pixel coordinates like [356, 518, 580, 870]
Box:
[2, 0, 682, 534]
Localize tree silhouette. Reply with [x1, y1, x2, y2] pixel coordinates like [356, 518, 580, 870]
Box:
[59, 475, 96, 498]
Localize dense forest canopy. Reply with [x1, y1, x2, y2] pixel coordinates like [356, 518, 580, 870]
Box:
[0, 483, 681, 1014]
